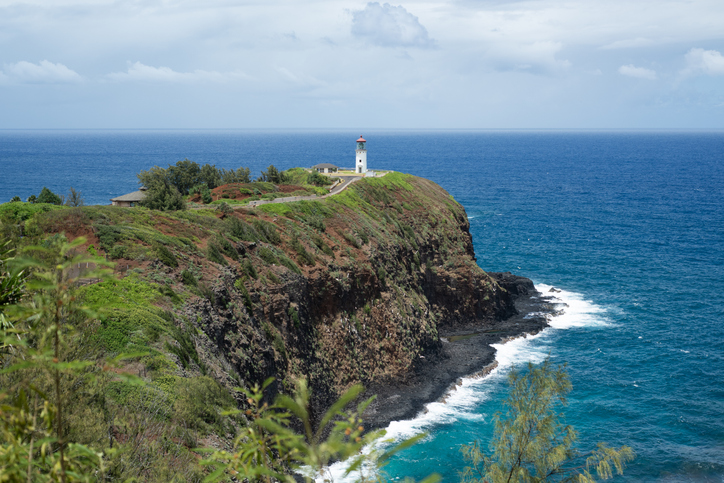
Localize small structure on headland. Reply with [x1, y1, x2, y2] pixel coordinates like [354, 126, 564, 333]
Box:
[356, 136, 367, 174]
[312, 163, 338, 174]
[110, 187, 147, 207]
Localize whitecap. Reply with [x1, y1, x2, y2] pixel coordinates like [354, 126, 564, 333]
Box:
[535, 283, 611, 329]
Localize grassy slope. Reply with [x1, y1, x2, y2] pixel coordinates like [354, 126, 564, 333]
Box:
[0, 173, 506, 481]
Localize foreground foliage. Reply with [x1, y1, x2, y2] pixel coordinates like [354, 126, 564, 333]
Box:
[202, 378, 440, 483]
[461, 359, 634, 483]
[1, 237, 114, 482]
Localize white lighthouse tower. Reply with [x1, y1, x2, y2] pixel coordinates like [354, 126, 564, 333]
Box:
[355, 135, 367, 174]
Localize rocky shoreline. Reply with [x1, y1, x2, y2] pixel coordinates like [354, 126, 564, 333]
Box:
[361, 272, 558, 429]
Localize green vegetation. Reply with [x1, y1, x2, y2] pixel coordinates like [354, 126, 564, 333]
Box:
[137, 159, 256, 211]
[202, 379, 439, 483]
[461, 359, 634, 483]
[36, 186, 63, 205]
[257, 165, 288, 184]
[0, 201, 66, 223]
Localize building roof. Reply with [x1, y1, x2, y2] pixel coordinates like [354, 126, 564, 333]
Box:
[357, 136, 366, 142]
[312, 163, 338, 169]
[110, 190, 147, 202]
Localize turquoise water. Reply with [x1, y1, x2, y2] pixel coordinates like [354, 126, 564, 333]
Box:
[2, 130, 723, 481]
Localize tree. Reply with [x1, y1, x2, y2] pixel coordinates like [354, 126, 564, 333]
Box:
[460, 359, 634, 483]
[167, 159, 201, 195]
[9, 196, 21, 203]
[199, 163, 222, 190]
[36, 187, 62, 205]
[308, 171, 333, 187]
[138, 166, 187, 211]
[258, 165, 281, 183]
[220, 167, 251, 184]
[26, 195, 37, 204]
[64, 187, 84, 207]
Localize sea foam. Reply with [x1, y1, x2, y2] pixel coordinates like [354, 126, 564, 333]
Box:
[319, 283, 610, 482]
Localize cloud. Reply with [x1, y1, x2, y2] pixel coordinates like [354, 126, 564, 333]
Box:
[106, 62, 249, 83]
[681, 48, 724, 77]
[618, 64, 657, 80]
[600, 37, 655, 50]
[1, 60, 82, 84]
[351, 2, 435, 48]
[485, 41, 571, 74]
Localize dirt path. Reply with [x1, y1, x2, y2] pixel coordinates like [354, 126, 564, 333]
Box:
[245, 176, 362, 208]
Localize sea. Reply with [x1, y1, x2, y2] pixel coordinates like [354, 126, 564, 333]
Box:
[1, 130, 723, 482]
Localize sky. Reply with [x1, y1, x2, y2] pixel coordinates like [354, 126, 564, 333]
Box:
[1, 0, 723, 129]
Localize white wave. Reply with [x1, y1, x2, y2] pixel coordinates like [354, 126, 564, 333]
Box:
[319, 282, 611, 482]
[535, 283, 611, 329]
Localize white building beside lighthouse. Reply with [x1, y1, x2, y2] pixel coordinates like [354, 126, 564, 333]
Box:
[356, 136, 367, 174]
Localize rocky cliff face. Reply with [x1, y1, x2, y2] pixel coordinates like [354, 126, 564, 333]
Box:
[176, 174, 518, 419]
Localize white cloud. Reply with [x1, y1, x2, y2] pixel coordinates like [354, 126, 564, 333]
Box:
[351, 2, 435, 48]
[681, 48, 724, 77]
[618, 64, 657, 80]
[2, 60, 82, 83]
[485, 41, 571, 74]
[106, 62, 249, 83]
[601, 37, 655, 50]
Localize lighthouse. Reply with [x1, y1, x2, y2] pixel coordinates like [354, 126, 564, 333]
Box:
[356, 135, 367, 174]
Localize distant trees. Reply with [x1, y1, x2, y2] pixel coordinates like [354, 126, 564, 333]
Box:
[35, 187, 62, 205]
[307, 171, 333, 186]
[64, 187, 84, 207]
[147, 159, 243, 196]
[257, 165, 289, 184]
[137, 166, 187, 211]
[220, 167, 251, 184]
[136, 160, 254, 210]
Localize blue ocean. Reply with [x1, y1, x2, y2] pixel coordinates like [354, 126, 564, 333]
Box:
[1, 130, 723, 482]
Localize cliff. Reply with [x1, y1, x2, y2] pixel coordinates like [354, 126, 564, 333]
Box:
[0, 172, 544, 481]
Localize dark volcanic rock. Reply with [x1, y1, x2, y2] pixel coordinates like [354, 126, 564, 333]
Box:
[488, 271, 536, 296]
[361, 277, 551, 429]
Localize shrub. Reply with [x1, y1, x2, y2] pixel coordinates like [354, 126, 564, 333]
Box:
[207, 242, 227, 265]
[172, 376, 235, 433]
[201, 187, 213, 204]
[107, 245, 128, 260]
[342, 231, 361, 249]
[157, 284, 182, 304]
[217, 202, 233, 215]
[311, 234, 334, 257]
[181, 269, 198, 286]
[155, 244, 178, 268]
[307, 171, 333, 186]
[277, 254, 301, 275]
[234, 278, 253, 311]
[242, 259, 258, 279]
[259, 246, 278, 265]
[252, 219, 281, 245]
[198, 283, 216, 305]
[225, 216, 261, 242]
[288, 306, 301, 328]
[290, 237, 315, 266]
